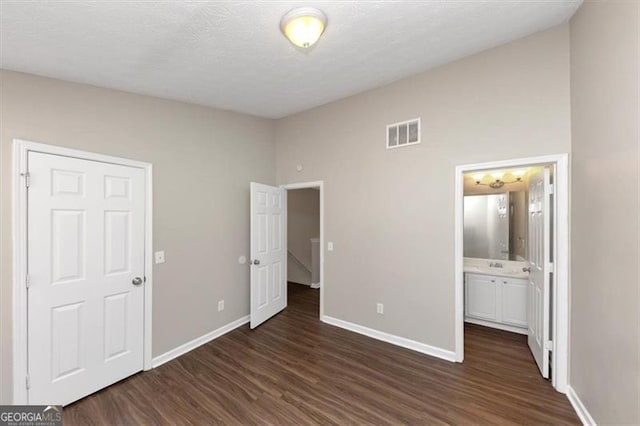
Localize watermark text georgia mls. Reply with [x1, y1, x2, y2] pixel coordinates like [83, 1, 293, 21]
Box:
[0, 405, 63, 426]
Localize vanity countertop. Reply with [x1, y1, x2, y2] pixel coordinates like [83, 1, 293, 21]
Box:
[464, 257, 529, 279]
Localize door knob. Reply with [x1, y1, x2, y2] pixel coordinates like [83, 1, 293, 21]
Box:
[522, 267, 531, 273]
[251, 259, 260, 265]
[132, 277, 143, 286]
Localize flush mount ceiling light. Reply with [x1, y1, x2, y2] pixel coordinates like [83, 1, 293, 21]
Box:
[473, 169, 528, 189]
[280, 7, 327, 48]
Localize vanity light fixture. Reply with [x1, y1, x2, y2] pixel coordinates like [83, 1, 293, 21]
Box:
[473, 170, 527, 189]
[280, 7, 327, 48]
[472, 173, 484, 182]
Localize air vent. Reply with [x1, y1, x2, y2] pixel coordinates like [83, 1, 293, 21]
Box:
[386, 117, 420, 149]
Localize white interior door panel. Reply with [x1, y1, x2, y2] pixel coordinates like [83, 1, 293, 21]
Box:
[250, 182, 287, 328]
[527, 166, 551, 378]
[27, 152, 146, 405]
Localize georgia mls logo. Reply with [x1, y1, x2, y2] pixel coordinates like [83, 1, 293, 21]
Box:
[42, 406, 61, 418]
[0, 405, 63, 426]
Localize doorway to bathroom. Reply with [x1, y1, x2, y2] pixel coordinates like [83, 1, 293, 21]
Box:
[454, 155, 569, 393]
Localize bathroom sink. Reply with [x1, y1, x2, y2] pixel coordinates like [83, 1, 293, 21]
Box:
[497, 268, 526, 276]
[463, 259, 529, 278]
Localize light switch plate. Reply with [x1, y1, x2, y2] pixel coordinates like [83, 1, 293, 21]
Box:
[218, 300, 224, 312]
[327, 242, 334, 251]
[154, 251, 165, 264]
[376, 303, 384, 314]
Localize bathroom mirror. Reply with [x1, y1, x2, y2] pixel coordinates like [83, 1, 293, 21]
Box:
[463, 191, 527, 261]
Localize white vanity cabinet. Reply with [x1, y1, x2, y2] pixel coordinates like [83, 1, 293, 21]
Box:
[465, 274, 498, 321]
[465, 272, 528, 333]
[500, 277, 527, 327]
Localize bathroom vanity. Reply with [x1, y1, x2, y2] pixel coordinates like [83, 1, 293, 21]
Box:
[464, 258, 529, 334]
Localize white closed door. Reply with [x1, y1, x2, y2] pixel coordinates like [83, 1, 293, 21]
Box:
[28, 152, 146, 405]
[250, 182, 287, 328]
[527, 166, 551, 378]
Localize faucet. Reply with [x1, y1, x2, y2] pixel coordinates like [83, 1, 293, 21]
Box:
[489, 262, 503, 268]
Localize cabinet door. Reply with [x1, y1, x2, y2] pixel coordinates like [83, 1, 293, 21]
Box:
[501, 278, 528, 327]
[466, 274, 498, 321]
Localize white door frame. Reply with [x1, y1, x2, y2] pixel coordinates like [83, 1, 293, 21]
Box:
[280, 181, 324, 319]
[454, 154, 569, 393]
[12, 139, 154, 404]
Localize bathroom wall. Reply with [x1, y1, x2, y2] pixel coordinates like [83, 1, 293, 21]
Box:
[463, 169, 531, 261]
[510, 191, 527, 261]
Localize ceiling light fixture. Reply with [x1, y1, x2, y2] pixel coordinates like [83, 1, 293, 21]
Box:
[280, 7, 327, 49]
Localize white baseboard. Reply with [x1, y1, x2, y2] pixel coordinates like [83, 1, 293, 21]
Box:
[310, 282, 320, 289]
[152, 315, 249, 368]
[566, 385, 596, 425]
[321, 315, 457, 362]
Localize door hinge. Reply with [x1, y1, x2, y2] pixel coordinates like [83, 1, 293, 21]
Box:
[25, 375, 30, 390]
[544, 340, 553, 351]
[547, 183, 554, 194]
[21, 172, 31, 188]
[25, 274, 31, 289]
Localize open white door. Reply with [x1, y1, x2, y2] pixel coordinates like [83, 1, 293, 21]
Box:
[27, 152, 146, 405]
[527, 166, 551, 378]
[250, 182, 287, 328]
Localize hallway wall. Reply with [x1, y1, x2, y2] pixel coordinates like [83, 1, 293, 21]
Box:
[287, 189, 320, 285]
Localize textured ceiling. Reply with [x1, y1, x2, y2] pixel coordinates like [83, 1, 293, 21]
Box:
[0, 1, 582, 118]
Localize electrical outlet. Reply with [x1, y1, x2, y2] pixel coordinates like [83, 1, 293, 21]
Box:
[154, 251, 165, 264]
[376, 303, 384, 314]
[218, 300, 224, 312]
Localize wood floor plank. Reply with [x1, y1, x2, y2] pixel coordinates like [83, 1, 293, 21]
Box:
[64, 283, 578, 425]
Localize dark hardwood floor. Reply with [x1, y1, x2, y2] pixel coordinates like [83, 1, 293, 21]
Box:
[65, 283, 578, 425]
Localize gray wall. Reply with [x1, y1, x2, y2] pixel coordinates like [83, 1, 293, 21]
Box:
[287, 189, 319, 285]
[0, 70, 276, 403]
[275, 25, 571, 350]
[569, 1, 640, 423]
